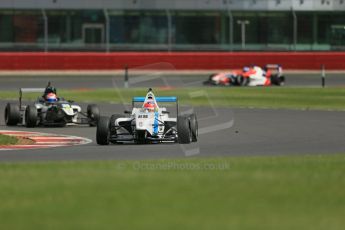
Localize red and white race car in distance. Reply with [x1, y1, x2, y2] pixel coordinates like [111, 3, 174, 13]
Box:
[204, 64, 285, 87]
[203, 69, 243, 86]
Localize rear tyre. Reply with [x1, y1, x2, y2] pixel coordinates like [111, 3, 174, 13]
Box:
[97, 116, 110, 145]
[177, 116, 192, 144]
[4, 103, 20, 126]
[87, 104, 100, 127]
[278, 76, 285, 86]
[188, 113, 198, 142]
[271, 75, 285, 86]
[25, 105, 37, 128]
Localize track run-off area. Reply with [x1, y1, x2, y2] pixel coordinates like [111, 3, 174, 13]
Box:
[0, 71, 345, 89]
[1, 101, 345, 161]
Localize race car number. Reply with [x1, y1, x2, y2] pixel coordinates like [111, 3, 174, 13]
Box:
[138, 115, 148, 118]
[62, 104, 73, 113]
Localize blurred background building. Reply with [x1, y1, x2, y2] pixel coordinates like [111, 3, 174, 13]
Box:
[0, 0, 344, 51]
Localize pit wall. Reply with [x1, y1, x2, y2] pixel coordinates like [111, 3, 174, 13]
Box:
[0, 52, 344, 70]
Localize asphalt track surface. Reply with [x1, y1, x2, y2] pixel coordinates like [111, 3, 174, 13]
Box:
[0, 72, 345, 161]
[1, 98, 345, 162]
[0, 72, 345, 89]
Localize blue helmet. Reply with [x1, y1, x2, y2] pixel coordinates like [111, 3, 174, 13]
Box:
[243, 66, 250, 72]
[46, 93, 57, 103]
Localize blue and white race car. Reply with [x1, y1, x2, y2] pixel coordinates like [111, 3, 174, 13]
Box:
[96, 88, 198, 145]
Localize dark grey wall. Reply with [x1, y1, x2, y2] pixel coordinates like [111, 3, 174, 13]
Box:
[0, 0, 344, 11]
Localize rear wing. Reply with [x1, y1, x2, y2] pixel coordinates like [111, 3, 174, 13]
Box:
[264, 64, 283, 76]
[132, 97, 177, 103]
[132, 96, 179, 115]
[19, 88, 45, 108]
[265, 64, 281, 68]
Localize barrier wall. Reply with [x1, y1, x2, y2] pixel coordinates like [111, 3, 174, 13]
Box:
[0, 52, 344, 70]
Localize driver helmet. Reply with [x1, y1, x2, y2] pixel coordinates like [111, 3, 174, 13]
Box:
[143, 100, 156, 112]
[243, 66, 250, 73]
[46, 93, 57, 103]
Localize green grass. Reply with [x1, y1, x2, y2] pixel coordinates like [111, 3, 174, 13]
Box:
[0, 154, 345, 230]
[2, 87, 345, 110]
[0, 134, 18, 145]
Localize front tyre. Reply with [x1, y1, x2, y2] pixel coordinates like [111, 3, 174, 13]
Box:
[4, 103, 20, 126]
[25, 105, 37, 128]
[87, 104, 100, 127]
[96, 116, 110, 145]
[278, 76, 285, 86]
[177, 116, 192, 144]
[109, 114, 123, 144]
[188, 113, 198, 142]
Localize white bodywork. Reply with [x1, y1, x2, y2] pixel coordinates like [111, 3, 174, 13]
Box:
[134, 107, 176, 136]
[113, 91, 177, 139]
[247, 66, 267, 86]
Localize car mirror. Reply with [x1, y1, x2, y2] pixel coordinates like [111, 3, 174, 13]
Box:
[162, 111, 170, 114]
[124, 110, 131, 114]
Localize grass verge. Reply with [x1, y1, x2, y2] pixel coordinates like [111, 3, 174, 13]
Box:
[1, 87, 345, 110]
[0, 154, 344, 230]
[0, 134, 18, 145]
